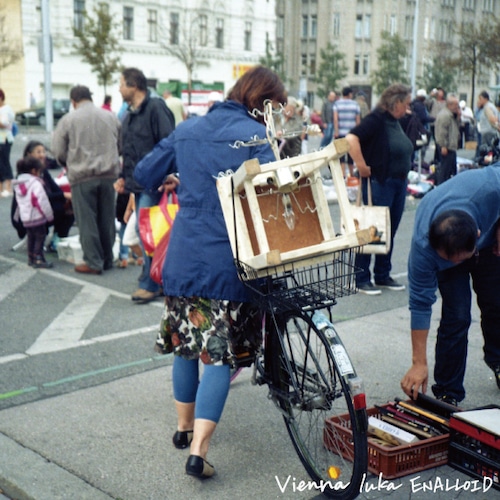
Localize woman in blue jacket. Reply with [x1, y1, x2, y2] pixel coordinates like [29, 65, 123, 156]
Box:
[134, 66, 286, 479]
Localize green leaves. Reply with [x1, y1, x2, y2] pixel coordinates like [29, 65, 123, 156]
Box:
[72, 5, 123, 94]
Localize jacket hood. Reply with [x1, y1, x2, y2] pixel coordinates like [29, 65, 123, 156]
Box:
[13, 173, 38, 198]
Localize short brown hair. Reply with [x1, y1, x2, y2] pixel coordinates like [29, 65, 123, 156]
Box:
[70, 85, 93, 103]
[121, 67, 147, 92]
[227, 66, 286, 118]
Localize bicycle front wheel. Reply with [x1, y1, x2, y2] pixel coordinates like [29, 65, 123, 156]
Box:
[273, 310, 368, 500]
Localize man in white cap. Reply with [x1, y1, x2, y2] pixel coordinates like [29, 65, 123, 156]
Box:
[459, 100, 474, 143]
[412, 89, 434, 133]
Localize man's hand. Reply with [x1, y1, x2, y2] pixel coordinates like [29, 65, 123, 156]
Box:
[114, 178, 125, 194]
[401, 328, 430, 400]
[161, 174, 180, 193]
[401, 363, 428, 400]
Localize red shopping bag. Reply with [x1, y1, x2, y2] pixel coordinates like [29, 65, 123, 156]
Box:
[138, 191, 179, 256]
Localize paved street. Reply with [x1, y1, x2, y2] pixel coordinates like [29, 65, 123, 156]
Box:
[0, 128, 498, 499]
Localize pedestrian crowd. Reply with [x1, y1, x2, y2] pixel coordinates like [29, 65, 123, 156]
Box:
[1, 69, 499, 483]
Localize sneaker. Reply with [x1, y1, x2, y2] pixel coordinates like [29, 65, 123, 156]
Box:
[118, 258, 128, 268]
[437, 394, 458, 407]
[1, 190, 13, 198]
[357, 282, 382, 295]
[375, 277, 406, 291]
[492, 366, 500, 390]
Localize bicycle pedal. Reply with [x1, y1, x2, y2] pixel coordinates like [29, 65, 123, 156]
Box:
[233, 351, 255, 368]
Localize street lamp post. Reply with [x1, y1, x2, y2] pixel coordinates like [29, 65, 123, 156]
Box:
[41, 0, 53, 132]
[410, 0, 420, 98]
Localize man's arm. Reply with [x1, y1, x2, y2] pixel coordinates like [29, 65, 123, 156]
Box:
[401, 329, 430, 400]
[333, 107, 339, 138]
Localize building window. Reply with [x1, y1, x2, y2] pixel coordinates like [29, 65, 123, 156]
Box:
[123, 7, 134, 40]
[483, 0, 494, 12]
[311, 15, 317, 38]
[333, 12, 340, 37]
[463, 0, 475, 9]
[354, 54, 360, 75]
[389, 14, 397, 35]
[363, 54, 369, 75]
[355, 14, 371, 39]
[302, 15, 308, 37]
[244, 22, 252, 51]
[170, 12, 179, 45]
[216, 18, 224, 49]
[199, 14, 208, 46]
[74, 0, 85, 31]
[404, 16, 412, 39]
[301, 53, 307, 76]
[355, 15, 362, 38]
[148, 10, 157, 43]
[277, 15, 284, 38]
[309, 54, 316, 74]
[364, 14, 371, 38]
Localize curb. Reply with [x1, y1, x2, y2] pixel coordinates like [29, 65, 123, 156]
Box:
[0, 434, 113, 500]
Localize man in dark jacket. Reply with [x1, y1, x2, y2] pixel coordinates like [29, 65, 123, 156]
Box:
[115, 67, 175, 303]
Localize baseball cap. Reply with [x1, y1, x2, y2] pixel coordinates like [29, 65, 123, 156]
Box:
[416, 89, 427, 97]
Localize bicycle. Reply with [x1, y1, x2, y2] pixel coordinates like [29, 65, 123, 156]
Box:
[217, 106, 370, 498]
[233, 249, 368, 499]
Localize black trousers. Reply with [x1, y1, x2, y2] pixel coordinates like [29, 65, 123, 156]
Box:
[436, 149, 456, 185]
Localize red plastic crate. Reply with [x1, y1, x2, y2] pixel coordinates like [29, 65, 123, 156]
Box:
[448, 405, 500, 488]
[324, 405, 449, 479]
[449, 405, 500, 451]
[449, 442, 500, 490]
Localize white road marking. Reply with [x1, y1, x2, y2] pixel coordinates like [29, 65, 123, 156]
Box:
[26, 285, 110, 355]
[0, 264, 36, 302]
[0, 255, 162, 363]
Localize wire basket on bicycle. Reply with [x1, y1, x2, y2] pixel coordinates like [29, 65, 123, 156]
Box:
[235, 247, 361, 312]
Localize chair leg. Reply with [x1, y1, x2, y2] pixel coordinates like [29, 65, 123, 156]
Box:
[11, 236, 27, 251]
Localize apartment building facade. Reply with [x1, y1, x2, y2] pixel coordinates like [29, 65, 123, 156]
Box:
[3, 0, 276, 113]
[2, 0, 499, 115]
[279, 0, 500, 110]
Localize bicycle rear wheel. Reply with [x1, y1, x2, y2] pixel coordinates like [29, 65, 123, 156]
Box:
[272, 310, 367, 500]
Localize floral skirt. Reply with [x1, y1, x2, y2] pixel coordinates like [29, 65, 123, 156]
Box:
[155, 296, 262, 367]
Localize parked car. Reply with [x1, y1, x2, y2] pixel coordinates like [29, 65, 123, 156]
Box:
[15, 99, 71, 127]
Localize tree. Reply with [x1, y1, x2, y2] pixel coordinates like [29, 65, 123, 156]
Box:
[371, 31, 409, 95]
[417, 44, 457, 96]
[443, 18, 500, 107]
[0, 11, 23, 75]
[72, 4, 123, 95]
[314, 42, 348, 100]
[259, 36, 286, 84]
[158, 12, 209, 105]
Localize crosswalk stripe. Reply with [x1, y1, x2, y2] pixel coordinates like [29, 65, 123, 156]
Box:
[0, 264, 36, 302]
[26, 285, 111, 355]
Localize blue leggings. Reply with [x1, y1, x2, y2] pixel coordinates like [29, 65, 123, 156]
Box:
[172, 356, 230, 423]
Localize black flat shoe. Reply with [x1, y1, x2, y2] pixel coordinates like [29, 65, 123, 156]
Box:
[185, 455, 215, 478]
[172, 430, 193, 449]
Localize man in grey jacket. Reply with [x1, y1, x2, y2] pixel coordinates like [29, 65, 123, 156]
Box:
[434, 94, 461, 185]
[53, 85, 121, 274]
